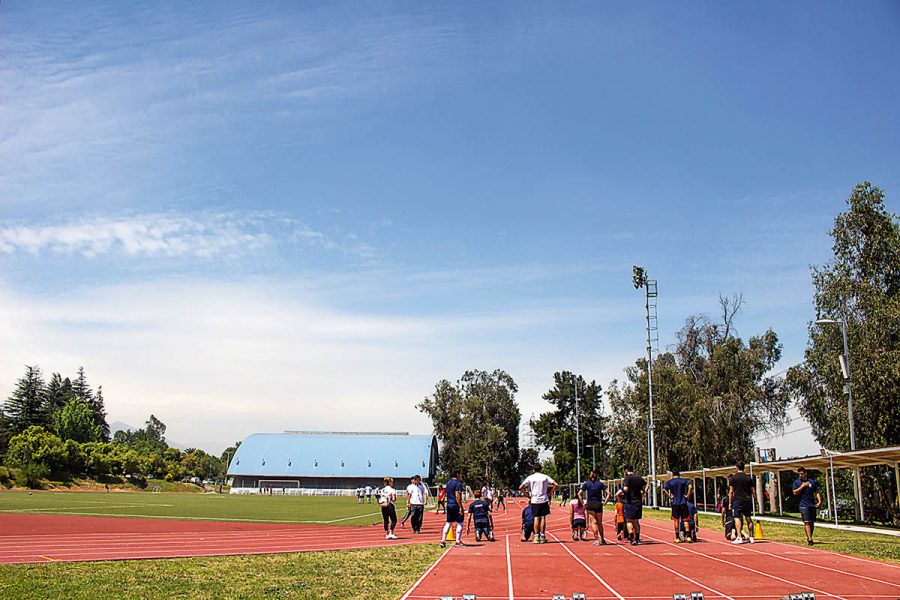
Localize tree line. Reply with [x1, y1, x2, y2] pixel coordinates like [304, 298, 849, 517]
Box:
[0, 367, 234, 488]
[420, 183, 898, 519]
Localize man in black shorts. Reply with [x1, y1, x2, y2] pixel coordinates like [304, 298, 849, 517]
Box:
[440, 470, 465, 547]
[578, 470, 610, 545]
[616, 465, 646, 546]
[792, 466, 822, 545]
[729, 461, 755, 544]
[663, 468, 693, 542]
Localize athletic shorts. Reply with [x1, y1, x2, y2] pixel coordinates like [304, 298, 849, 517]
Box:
[530, 502, 550, 517]
[800, 507, 817, 523]
[572, 518, 586, 528]
[671, 503, 689, 520]
[724, 519, 735, 538]
[732, 500, 751, 518]
[446, 506, 464, 523]
[585, 500, 604, 513]
[623, 501, 643, 520]
[475, 522, 491, 533]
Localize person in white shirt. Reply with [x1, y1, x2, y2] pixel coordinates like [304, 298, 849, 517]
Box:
[519, 465, 557, 544]
[379, 477, 398, 540]
[481, 483, 494, 505]
[401, 474, 429, 533]
[365, 485, 373, 503]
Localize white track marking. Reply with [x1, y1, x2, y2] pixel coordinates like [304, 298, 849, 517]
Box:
[398, 544, 453, 600]
[547, 532, 625, 600]
[505, 535, 514, 600]
[613, 540, 735, 599]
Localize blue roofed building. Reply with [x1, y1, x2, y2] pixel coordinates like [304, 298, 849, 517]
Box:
[227, 431, 438, 494]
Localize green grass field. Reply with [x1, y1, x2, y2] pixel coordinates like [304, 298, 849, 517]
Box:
[0, 490, 393, 525]
[0, 545, 443, 599]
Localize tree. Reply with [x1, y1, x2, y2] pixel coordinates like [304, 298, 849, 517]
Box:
[53, 397, 103, 443]
[788, 182, 900, 451]
[531, 372, 610, 483]
[418, 369, 521, 486]
[609, 298, 789, 473]
[6, 426, 64, 485]
[3, 366, 49, 435]
[45, 373, 74, 415]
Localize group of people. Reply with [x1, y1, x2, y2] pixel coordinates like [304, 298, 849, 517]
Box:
[373, 459, 825, 547]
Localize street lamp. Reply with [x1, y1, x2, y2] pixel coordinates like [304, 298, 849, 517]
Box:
[586, 444, 596, 472]
[573, 374, 582, 485]
[633, 265, 659, 509]
[817, 305, 862, 521]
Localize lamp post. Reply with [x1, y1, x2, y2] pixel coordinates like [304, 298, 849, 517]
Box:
[633, 265, 658, 509]
[574, 374, 582, 485]
[586, 444, 596, 473]
[817, 305, 862, 521]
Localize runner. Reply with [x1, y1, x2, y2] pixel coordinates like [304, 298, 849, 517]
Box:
[570, 495, 587, 541]
[440, 470, 465, 548]
[792, 466, 822, 546]
[560, 486, 570, 506]
[729, 461, 755, 544]
[436, 484, 447, 514]
[663, 468, 693, 542]
[578, 470, 610, 546]
[403, 474, 428, 534]
[519, 464, 557, 544]
[466, 489, 495, 542]
[720, 492, 736, 540]
[378, 477, 398, 540]
[616, 465, 646, 546]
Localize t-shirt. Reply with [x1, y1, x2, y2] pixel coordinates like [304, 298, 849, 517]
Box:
[521, 506, 534, 529]
[445, 478, 463, 508]
[792, 478, 819, 509]
[663, 477, 691, 505]
[581, 480, 608, 503]
[407, 482, 426, 505]
[571, 502, 586, 520]
[468, 499, 491, 524]
[521, 472, 556, 504]
[365, 486, 372, 496]
[622, 474, 646, 504]
[730, 472, 753, 503]
[378, 486, 396, 507]
[481, 486, 493, 500]
[687, 501, 697, 519]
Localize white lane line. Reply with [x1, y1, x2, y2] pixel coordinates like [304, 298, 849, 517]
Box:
[398, 543, 453, 600]
[636, 516, 900, 588]
[0, 510, 377, 524]
[0, 504, 174, 513]
[547, 532, 626, 600]
[640, 531, 849, 600]
[505, 535, 514, 600]
[614, 541, 735, 600]
[300, 511, 381, 523]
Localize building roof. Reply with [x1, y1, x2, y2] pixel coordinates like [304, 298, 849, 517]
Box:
[226, 432, 438, 479]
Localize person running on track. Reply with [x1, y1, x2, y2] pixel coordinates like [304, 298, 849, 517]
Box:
[402, 474, 429, 534]
[663, 468, 694, 542]
[520, 464, 557, 544]
[495, 488, 506, 511]
[466, 489, 495, 542]
[729, 461, 755, 544]
[560, 486, 570, 506]
[616, 465, 647, 545]
[792, 466, 822, 546]
[440, 470, 465, 548]
[520, 504, 535, 542]
[570, 495, 588, 541]
[578, 470, 610, 545]
[378, 477, 398, 540]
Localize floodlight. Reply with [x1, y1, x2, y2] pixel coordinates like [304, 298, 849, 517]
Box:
[632, 265, 646, 289]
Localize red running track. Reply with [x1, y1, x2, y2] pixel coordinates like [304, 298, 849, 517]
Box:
[402, 499, 900, 600]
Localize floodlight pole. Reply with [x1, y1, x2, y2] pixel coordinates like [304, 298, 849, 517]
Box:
[574, 374, 582, 485]
[633, 265, 658, 510]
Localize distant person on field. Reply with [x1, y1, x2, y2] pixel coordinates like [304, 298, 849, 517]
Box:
[520, 464, 557, 544]
[570, 495, 587, 541]
[378, 477, 398, 540]
[365, 484, 373, 504]
[357, 486, 364, 504]
[560, 486, 570, 506]
[403, 474, 428, 534]
[578, 470, 610, 545]
[729, 461, 755, 544]
[436, 484, 447, 514]
[399, 476, 416, 528]
[440, 470, 465, 548]
[520, 504, 535, 542]
[466, 489, 495, 542]
[481, 482, 494, 507]
[663, 468, 693, 543]
[792, 466, 822, 546]
[616, 465, 647, 546]
[495, 487, 506, 511]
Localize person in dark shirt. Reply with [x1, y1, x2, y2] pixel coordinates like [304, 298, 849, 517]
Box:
[792, 466, 823, 545]
[560, 486, 570, 506]
[520, 504, 535, 541]
[466, 489, 495, 542]
[578, 471, 610, 545]
[720, 494, 736, 540]
[728, 461, 755, 544]
[615, 465, 647, 545]
[440, 470, 465, 548]
[663, 469, 693, 542]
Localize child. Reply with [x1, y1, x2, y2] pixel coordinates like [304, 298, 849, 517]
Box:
[466, 489, 495, 542]
[719, 494, 736, 541]
[682, 500, 698, 543]
[436, 485, 446, 514]
[521, 504, 535, 542]
[570, 496, 587, 540]
[614, 498, 626, 541]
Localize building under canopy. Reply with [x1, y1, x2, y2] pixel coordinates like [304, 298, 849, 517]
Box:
[227, 431, 438, 494]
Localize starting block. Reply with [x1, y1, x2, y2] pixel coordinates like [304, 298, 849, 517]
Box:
[783, 594, 816, 600]
[462, 595, 476, 600]
[673, 594, 704, 600]
[572, 595, 586, 600]
[690, 594, 705, 600]
[552, 596, 566, 600]
[673, 595, 687, 600]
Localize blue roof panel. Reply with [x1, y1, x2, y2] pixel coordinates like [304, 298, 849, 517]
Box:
[227, 433, 436, 478]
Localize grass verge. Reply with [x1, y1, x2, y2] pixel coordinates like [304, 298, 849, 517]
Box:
[0, 544, 443, 599]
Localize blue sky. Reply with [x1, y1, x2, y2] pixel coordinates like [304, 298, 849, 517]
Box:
[1, 1, 898, 455]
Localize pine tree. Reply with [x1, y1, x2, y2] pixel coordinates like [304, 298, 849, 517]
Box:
[3, 366, 49, 434]
[69, 367, 110, 441]
[45, 373, 74, 415]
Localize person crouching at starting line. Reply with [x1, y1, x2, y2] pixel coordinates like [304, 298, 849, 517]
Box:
[570, 495, 588, 541]
[466, 489, 495, 542]
[521, 504, 535, 542]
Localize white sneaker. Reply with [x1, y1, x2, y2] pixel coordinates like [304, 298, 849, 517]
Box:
[748, 537, 755, 544]
[731, 537, 744, 545]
